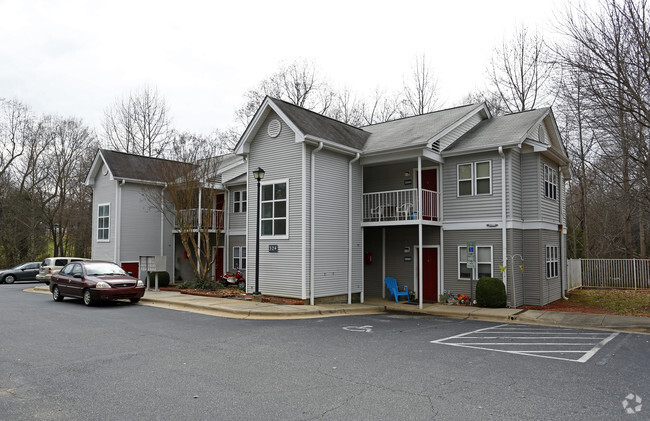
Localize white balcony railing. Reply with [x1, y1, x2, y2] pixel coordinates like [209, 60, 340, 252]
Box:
[362, 189, 438, 222]
[175, 209, 224, 230]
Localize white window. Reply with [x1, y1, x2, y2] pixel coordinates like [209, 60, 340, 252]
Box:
[544, 165, 558, 200]
[261, 180, 288, 238]
[457, 161, 492, 196]
[233, 246, 246, 270]
[546, 245, 559, 278]
[233, 190, 247, 213]
[458, 245, 493, 280]
[97, 204, 110, 241]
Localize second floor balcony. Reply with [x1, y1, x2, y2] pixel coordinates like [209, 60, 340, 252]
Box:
[362, 188, 439, 225]
[174, 209, 224, 231]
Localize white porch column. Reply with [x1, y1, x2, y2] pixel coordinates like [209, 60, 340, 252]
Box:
[418, 156, 423, 309]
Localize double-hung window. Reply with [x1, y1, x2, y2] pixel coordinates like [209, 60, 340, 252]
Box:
[544, 165, 558, 200]
[458, 245, 493, 280]
[233, 190, 247, 213]
[458, 161, 492, 196]
[546, 245, 559, 278]
[97, 204, 110, 241]
[261, 180, 288, 238]
[233, 246, 246, 270]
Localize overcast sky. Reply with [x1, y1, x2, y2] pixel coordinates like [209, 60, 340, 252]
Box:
[0, 0, 562, 136]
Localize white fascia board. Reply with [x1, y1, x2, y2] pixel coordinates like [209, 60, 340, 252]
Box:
[114, 177, 166, 186]
[507, 220, 564, 231]
[445, 220, 564, 231]
[422, 148, 444, 164]
[426, 103, 489, 148]
[441, 144, 517, 158]
[216, 157, 246, 175]
[522, 139, 549, 152]
[234, 98, 305, 156]
[361, 146, 442, 166]
[85, 150, 110, 186]
[303, 135, 363, 156]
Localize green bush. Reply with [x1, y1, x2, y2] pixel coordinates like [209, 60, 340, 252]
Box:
[177, 278, 223, 290]
[475, 277, 507, 308]
[147, 271, 170, 287]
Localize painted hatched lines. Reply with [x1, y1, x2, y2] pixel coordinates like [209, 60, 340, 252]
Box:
[431, 324, 619, 363]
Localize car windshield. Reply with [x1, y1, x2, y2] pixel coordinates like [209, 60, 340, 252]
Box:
[84, 262, 127, 276]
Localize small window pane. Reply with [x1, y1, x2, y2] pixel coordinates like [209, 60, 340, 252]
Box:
[274, 219, 286, 235]
[478, 264, 491, 278]
[261, 202, 273, 218]
[460, 263, 471, 278]
[234, 191, 240, 201]
[459, 181, 472, 196]
[274, 183, 287, 200]
[459, 164, 472, 180]
[476, 162, 490, 178]
[233, 248, 239, 258]
[459, 247, 468, 261]
[262, 220, 273, 236]
[262, 184, 273, 201]
[476, 179, 490, 194]
[242, 202, 247, 212]
[234, 202, 240, 213]
[478, 247, 490, 262]
[274, 201, 286, 218]
[242, 247, 246, 258]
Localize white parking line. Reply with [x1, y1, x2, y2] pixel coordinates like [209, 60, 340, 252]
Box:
[431, 324, 619, 363]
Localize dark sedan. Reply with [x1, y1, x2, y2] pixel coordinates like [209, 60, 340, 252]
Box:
[49, 261, 145, 306]
[0, 262, 41, 284]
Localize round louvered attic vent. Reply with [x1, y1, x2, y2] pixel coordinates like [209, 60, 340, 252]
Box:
[268, 119, 282, 138]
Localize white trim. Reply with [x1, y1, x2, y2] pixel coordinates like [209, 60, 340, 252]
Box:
[228, 229, 246, 236]
[301, 143, 307, 300]
[443, 220, 562, 231]
[426, 103, 490, 147]
[457, 160, 492, 197]
[260, 178, 290, 240]
[97, 203, 111, 242]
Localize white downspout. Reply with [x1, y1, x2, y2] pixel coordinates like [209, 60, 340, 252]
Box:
[224, 186, 230, 275]
[116, 179, 125, 265]
[348, 152, 361, 304]
[418, 156, 423, 309]
[360, 165, 365, 303]
[310, 142, 323, 305]
[498, 147, 509, 305]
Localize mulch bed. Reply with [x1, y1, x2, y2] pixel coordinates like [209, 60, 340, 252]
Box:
[163, 286, 305, 305]
[517, 299, 619, 315]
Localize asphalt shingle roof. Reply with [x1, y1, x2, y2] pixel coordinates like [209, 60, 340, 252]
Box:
[443, 108, 549, 154]
[361, 104, 480, 153]
[100, 149, 192, 183]
[269, 97, 371, 150]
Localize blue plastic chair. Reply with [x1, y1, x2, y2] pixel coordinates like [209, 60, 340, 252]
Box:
[384, 277, 410, 302]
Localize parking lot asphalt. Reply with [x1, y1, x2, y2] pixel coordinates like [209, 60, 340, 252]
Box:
[28, 285, 650, 334]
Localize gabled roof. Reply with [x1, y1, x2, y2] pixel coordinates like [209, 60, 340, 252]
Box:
[270, 98, 370, 150]
[443, 108, 551, 155]
[361, 103, 483, 153]
[85, 149, 193, 186]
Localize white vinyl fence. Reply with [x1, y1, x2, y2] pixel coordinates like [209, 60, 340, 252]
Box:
[567, 259, 650, 290]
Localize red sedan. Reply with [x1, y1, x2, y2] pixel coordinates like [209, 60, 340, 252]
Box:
[49, 261, 145, 306]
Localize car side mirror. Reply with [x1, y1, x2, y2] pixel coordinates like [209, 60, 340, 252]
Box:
[127, 272, 133, 276]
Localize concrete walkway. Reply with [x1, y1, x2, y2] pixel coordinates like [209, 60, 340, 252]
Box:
[30, 286, 650, 334]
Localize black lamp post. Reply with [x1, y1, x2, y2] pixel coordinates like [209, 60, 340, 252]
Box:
[253, 167, 265, 295]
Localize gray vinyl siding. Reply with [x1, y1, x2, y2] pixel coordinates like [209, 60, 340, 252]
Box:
[221, 165, 245, 184]
[91, 166, 116, 262]
[508, 149, 522, 221]
[542, 230, 562, 303]
[364, 225, 440, 298]
[521, 152, 540, 221]
[119, 184, 172, 273]
[507, 229, 525, 307]
[443, 229, 502, 298]
[442, 152, 503, 222]
[351, 162, 363, 295]
[522, 229, 542, 305]
[363, 161, 419, 193]
[313, 149, 354, 297]
[228, 185, 247, 233]
[540, 156, 560, 223]
[246, 111, 303, 298]
[439, 113, 483, 151]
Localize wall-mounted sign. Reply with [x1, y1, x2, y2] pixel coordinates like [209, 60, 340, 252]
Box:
[269, 245, 279, 253]
[404, 179, 412, 186]
[466, 241, 476, 268]
[404, 256, 412, 262]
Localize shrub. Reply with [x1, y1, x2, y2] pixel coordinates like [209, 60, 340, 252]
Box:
[147, 271, 170, 287]
[475, 277, 507, 308]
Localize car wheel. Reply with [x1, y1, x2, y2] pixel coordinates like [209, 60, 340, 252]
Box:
[237, 280, 246, 290]
[52, 285, 64, 302]
[4, 275, 15, 284]
[83, 289, 94, 306]
[129, 298, 140, 304]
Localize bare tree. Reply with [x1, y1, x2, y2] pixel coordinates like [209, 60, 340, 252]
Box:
[402, 54, 440, 116]
[489, 26, 554, 113]
[0, 99, 30, 179]
[103, 85, 171, 157]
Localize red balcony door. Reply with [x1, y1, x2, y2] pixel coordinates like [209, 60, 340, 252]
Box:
[420, 169, 437, 221]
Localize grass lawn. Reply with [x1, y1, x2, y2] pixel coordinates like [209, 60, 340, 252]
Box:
[568, 289, 650, 317]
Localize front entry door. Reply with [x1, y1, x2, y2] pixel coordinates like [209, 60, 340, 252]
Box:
[421, 248, 438, 302]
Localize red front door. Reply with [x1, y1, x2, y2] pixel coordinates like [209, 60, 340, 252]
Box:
[421, 248, 438, 302]
[420, 169, 438, 221]
[121, 262, 139, 278]
[214, 247, 224, 281]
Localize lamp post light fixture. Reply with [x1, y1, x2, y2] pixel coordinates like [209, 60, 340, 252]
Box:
[253, 167, 265, 295]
